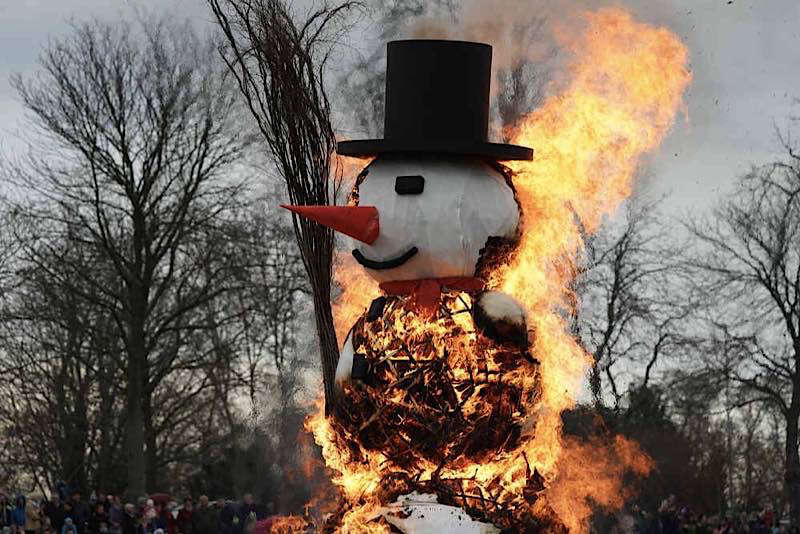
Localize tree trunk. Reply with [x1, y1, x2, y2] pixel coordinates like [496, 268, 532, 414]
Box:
[786, 395, 800, 526]
[63, 414, 88, 495]
[744, 432, 753, 512]
[125, 316, 147, 499]
[143, 392, 158, 491]
[589, 361, 602, 406]
[127, 201, 150, 498]
[73, 391, 90, 495]
[96, 359, 115, 493]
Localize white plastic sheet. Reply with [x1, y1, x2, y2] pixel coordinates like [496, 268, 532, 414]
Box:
[375, 492, 500, 534]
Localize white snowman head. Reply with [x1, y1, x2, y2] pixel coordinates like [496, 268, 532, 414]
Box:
[284, 156, 520, 284]
[351, 156, 519, 283]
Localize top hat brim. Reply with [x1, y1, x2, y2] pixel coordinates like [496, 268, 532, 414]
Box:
[337, 139, 533, 161]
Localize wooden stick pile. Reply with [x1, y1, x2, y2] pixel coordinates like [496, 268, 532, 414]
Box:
[327, 293, 565, 531]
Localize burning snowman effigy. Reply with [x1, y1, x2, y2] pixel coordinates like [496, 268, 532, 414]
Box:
[285, 40, 566, 532]
[274, 6, 694, 530]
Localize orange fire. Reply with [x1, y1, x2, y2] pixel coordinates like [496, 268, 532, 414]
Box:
[330, 152, 381, 342]
[332, 251, 380, 343]
[268, 516, 310, 533]
[309, 6, 691, 533]
[491, 7, 690, 530]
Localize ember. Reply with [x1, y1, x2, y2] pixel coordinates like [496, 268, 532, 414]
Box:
[260, 516, 310, 534]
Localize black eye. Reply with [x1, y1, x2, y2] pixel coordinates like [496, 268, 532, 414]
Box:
[395, 175, 425, 195]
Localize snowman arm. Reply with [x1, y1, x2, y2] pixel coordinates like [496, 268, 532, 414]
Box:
[473, 291, 528, 346]
[335, 327, 356, 384]
[336, 297, 387, 385]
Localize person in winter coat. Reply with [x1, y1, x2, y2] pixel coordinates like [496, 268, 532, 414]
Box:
[235, 495, 258, 534]
[11, 496, 26, 532]
[150, 503, 166, 533]
[175, 499, 191, 534]
[24, 498, 42, 534]
[216, 502, 235, 534]
[160, 503, 176, 534]
[189, 497, 214, 534]
[67, 493, 86, 534]
[120, 505, 136, 534]
[44, 496, 64, 534]
[42, 493, 64, 533]
[61, 503, 73, 532]
[107, 497, 122, 534]
[88, 503, 108, 534]
[658, 495, 680, 534]
[142, 501, 155, 529]
[0, 494, 13, 529]
[61, 517, 77, 534]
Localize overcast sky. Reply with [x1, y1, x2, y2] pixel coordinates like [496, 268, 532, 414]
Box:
[1, 0, 799, 213]
[637, 0, 800, 210]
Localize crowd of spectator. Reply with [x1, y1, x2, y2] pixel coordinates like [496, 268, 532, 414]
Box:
[0, 489, 267, 534]
[9, 487, 799, 533]
[624, 495, 796, 533]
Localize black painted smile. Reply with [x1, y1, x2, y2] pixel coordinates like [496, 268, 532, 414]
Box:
[352, 246, 419, 270]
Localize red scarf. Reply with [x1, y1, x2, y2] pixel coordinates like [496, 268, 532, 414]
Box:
[379, 276, 485, 318]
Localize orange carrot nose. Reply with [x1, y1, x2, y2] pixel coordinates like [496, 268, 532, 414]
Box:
[281, 205, 380, 245]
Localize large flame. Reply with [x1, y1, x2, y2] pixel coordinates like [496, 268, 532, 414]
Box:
[308, 6, 690, 533]
[491, 8, 690, 529]
[332, 251, 380, 343]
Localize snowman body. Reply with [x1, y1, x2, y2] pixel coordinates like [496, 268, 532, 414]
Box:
[327, 156, 538, 533]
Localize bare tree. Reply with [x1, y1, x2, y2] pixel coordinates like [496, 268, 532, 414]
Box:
[236, 208, 315, 511]
[685, 131, 800, 524]
[0, 205, 20, 306]
[187, 198, 321, 507]
[207, 0, 361, 411]
[575, 198, 690, 409]
[224, 201, 308, 407]
[0, 233, 127, 495]
[0, 198, 310, 499]
[8, 15, 251, 496]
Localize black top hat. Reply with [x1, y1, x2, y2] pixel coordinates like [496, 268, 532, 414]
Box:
[337, 40, 533, 161]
